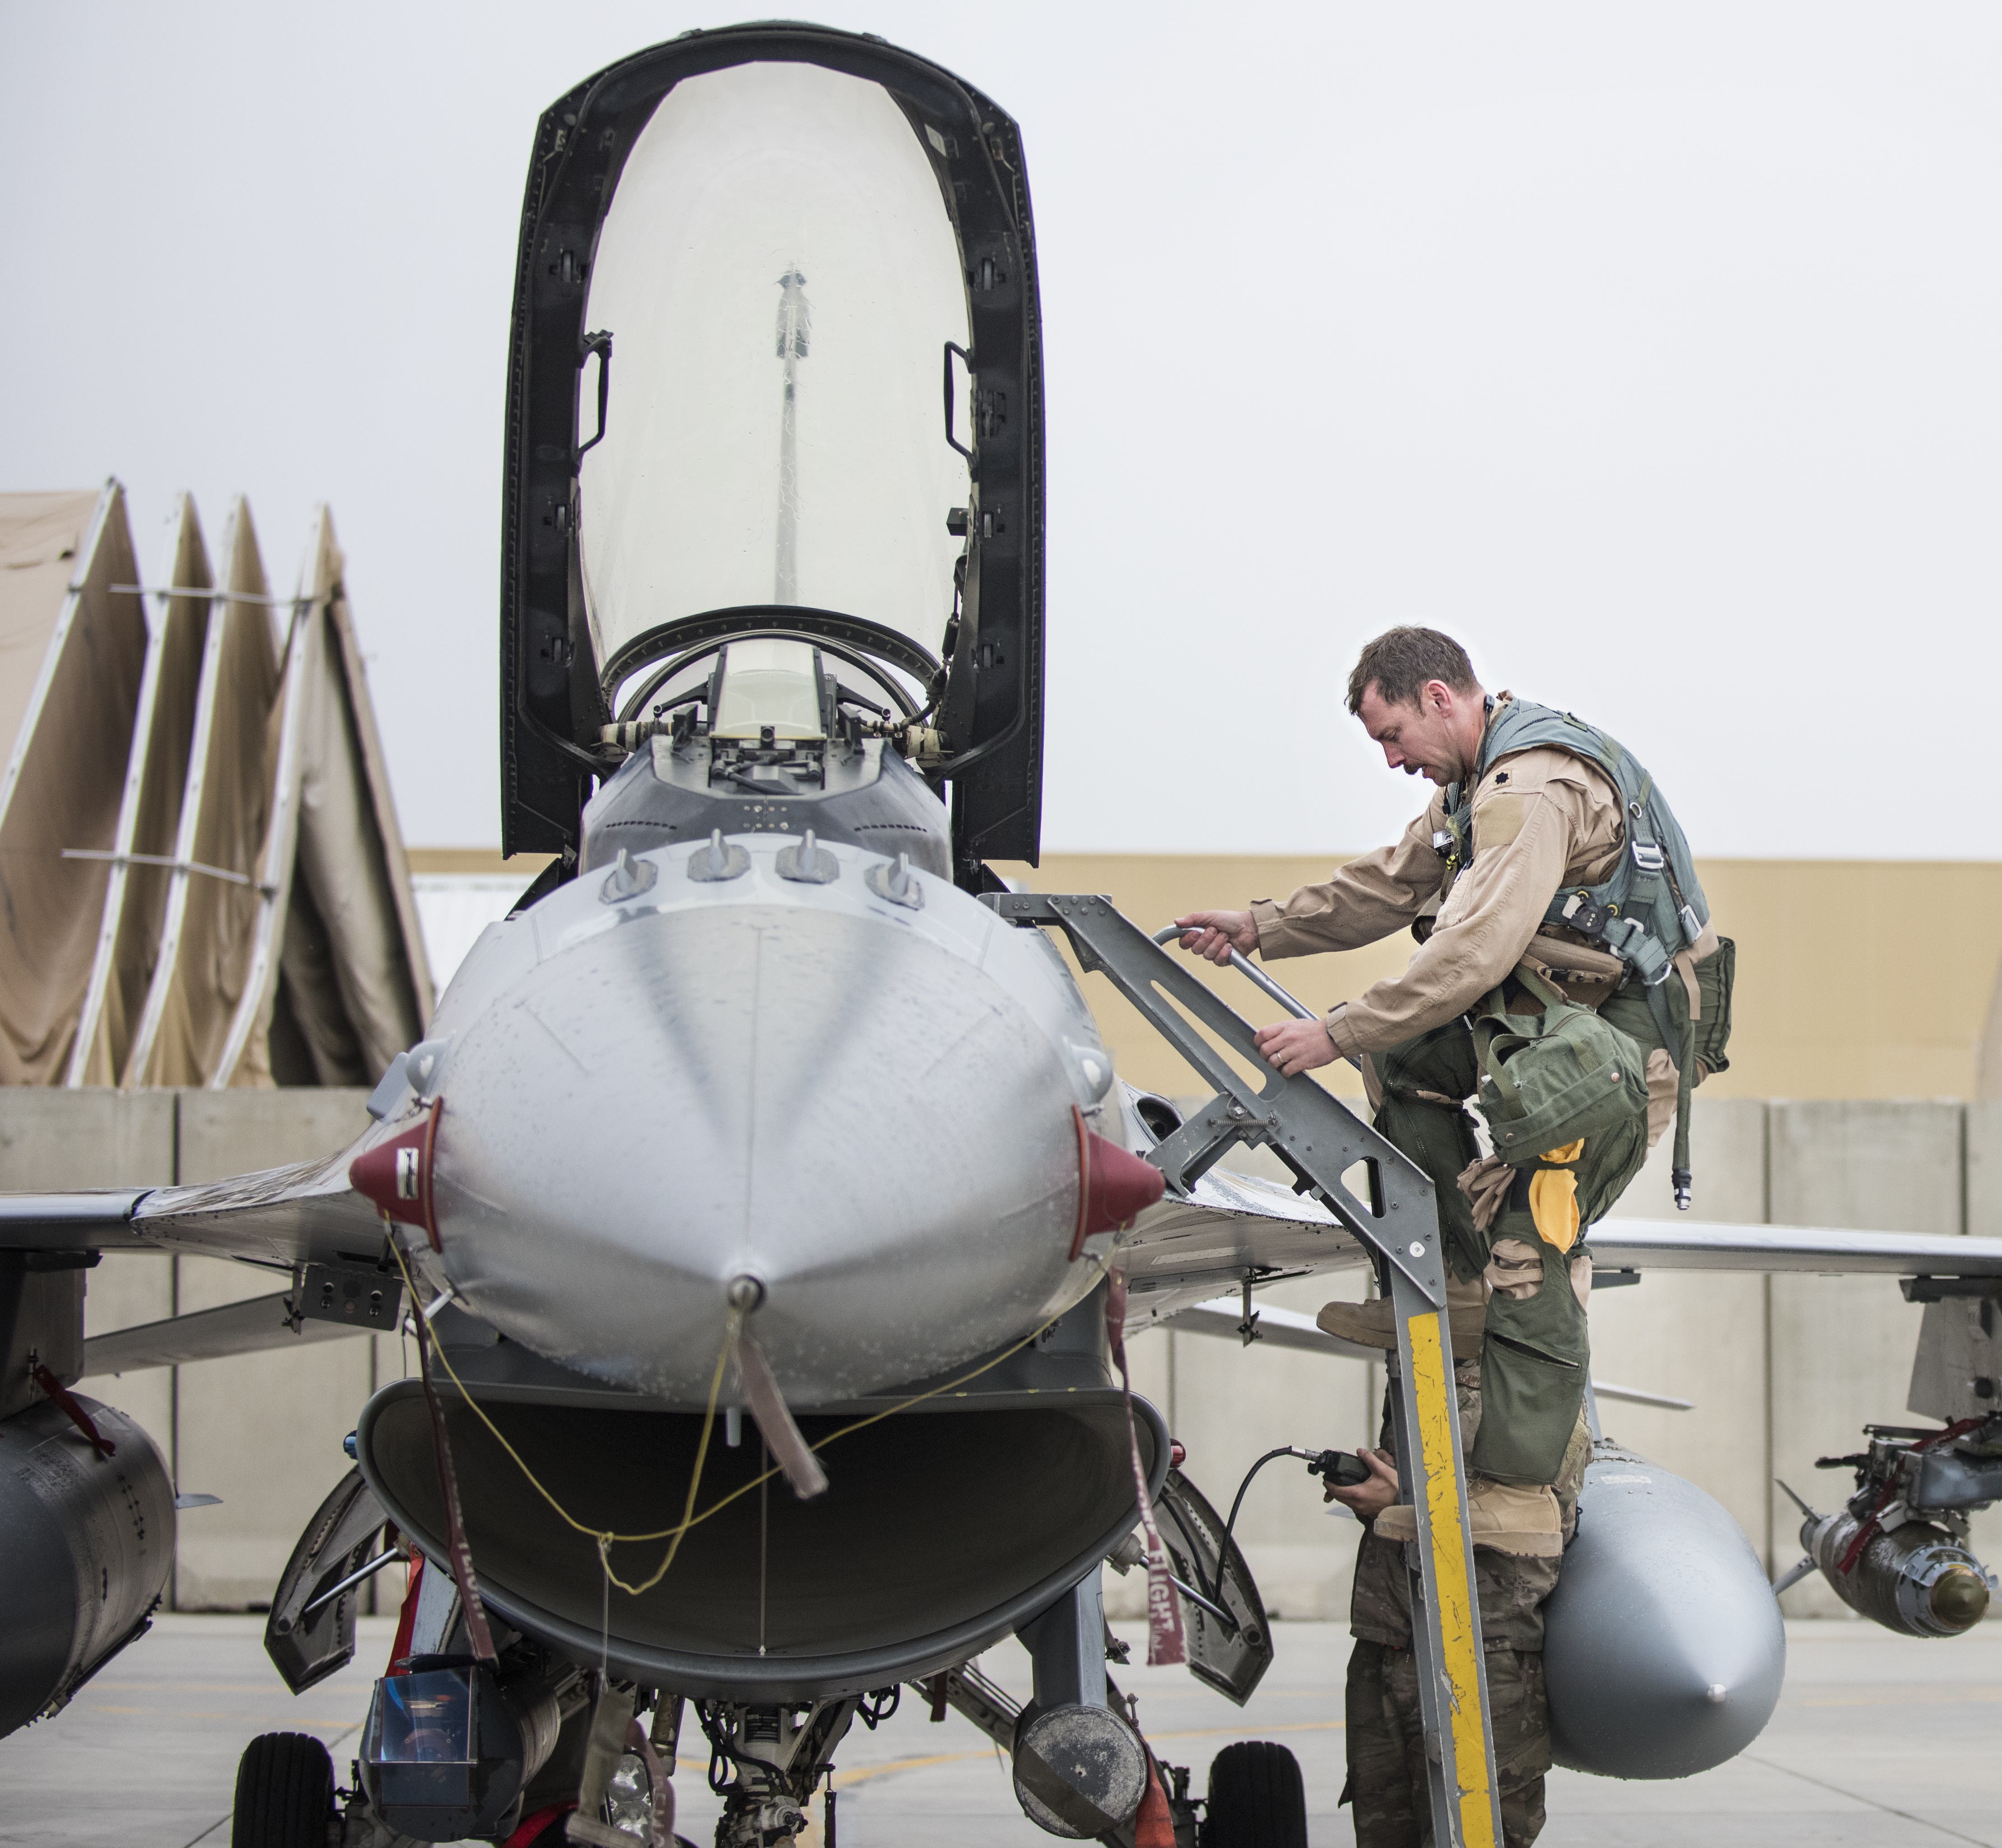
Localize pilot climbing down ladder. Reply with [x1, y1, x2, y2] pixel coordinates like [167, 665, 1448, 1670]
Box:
[1177, 626, 1735, 1845]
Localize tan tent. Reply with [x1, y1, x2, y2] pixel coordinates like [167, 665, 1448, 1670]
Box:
[124, 499, 283, 1089]
[0, 487, 431, 1089]
[213, 505, 432, 1086]
[0, 485, 149, 1084]
[65, 495, 213, 1085]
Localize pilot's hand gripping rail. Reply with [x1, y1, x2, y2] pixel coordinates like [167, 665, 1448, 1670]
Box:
[984, 892, 1505, 1848]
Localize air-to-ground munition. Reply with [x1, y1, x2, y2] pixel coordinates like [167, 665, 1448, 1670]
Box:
[1797, 1505, 1993, 1636]
[1780, 1421, 2002, 1638]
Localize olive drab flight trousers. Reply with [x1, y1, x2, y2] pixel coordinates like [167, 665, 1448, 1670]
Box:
[1365, 945, 1725, 1487]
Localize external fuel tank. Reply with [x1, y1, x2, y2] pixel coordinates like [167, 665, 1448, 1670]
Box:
[1544, 1443, 1785, 1779]
[0, 1394, 176, 1735]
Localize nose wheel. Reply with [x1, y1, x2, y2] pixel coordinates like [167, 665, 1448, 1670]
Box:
[1198, 1741, 1307, 1848]
[231, 1732, 335, 1848]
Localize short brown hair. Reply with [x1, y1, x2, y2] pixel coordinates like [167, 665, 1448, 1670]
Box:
[1346, 627, 1480, 716]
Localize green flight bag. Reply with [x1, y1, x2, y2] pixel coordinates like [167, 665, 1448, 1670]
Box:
[1475, 966, 1648, 1182]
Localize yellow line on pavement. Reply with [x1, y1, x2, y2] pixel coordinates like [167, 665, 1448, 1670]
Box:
[824, 1751, 988, 1787]
[1147, 1720, 1343, 1742]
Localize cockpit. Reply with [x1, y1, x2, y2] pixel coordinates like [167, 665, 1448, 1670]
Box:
[579, 63, 969, 693]
[499, 28, 1046, 888]
[581, 634, 955, 878]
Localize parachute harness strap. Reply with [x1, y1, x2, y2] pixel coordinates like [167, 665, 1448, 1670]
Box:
[386, 1239, 1100, 1597]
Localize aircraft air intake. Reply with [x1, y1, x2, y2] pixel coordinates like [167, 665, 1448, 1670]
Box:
[355, 1376, 1169, 1701]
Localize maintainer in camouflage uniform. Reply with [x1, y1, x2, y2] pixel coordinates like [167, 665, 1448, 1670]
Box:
[1338, 1367, 1592, 1848]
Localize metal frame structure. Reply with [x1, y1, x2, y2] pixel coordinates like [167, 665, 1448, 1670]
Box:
[986, 892, 1502, 1848]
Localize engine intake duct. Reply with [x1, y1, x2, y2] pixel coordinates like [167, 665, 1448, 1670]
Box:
[356, 1382, 1165, 1700]
[0, 1395, 176, 1737]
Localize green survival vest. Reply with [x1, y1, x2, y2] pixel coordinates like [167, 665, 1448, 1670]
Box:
[1440, 697, 1710, 1207]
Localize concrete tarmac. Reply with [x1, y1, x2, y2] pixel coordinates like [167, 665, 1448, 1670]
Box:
[2, 1616, 1998, 1847]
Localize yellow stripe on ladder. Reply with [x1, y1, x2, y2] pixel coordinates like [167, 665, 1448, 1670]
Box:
[1406, 1309, 1498, 1848]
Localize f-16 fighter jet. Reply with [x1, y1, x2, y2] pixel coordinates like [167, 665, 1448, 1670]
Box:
[5, 24, 2002, 1848]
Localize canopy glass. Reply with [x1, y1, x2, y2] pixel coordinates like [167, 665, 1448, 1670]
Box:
[580, 61, 971, 678]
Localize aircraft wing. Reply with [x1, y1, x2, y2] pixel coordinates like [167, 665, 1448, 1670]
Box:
[1588, 1217, 2002, 1276]
[1164, 1296, 1693, 1409]
[1114, 1156, 2002, 1334]
[0, 1148, 404, 1377]
[0, 1148, 383, 1268]
[1116, 1164, 1371, 1328]
[80, 1289, 356, 1377]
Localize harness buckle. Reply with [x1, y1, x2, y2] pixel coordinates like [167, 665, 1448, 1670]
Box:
[1678, 903, 1703, 946]
[1629, 841, 1666, 873]
[1561, 892, 1610, 937]
[1431, 829, 1454, 859]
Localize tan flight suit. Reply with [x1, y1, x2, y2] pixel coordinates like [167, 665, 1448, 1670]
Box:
[1249, 693, 1722, 1143]
[1254, 695, 1727, 1848]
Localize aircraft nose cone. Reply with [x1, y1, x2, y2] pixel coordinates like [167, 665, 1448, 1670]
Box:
[431, 880, 1092, 1401]
[1545, 1453, 1786, 1779]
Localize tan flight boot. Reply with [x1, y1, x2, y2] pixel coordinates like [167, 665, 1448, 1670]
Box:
[1372, 1479, 1563, 1557]
[1315, 1272, 1489, 1354]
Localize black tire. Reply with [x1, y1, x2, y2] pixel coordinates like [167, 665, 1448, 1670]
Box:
[231, 1731, 335, 1848]
[1201, 1740, 1308, 1848]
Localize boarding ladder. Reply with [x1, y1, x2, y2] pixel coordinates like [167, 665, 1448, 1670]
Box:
[985, 892, 1503, 1848]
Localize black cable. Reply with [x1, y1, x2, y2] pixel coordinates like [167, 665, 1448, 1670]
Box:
[1209, 1448, 1300, 1604]
[1208, 1446, 1371, 1604]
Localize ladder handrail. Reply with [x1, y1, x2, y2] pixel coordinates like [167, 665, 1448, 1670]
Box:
[993, 890, 1504, 1848]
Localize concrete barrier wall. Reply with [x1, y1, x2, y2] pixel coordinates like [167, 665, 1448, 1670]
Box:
[0, 1089, 382, 1612]
[4, 1089, 1986, 1627]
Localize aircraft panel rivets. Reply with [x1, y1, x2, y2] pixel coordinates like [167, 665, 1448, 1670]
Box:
[1408, 1242, 1424, 1258]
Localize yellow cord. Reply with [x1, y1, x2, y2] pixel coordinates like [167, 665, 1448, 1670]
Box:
[605, 1321, 735, 1595]
[387, 1238, 1102, 1598]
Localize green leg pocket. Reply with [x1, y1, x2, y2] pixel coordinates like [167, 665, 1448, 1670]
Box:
[1470, 1220, 1587, 1486]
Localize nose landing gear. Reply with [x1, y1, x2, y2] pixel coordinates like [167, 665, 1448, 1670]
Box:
[230, 1732, 336, 1848]
[1198, 1740, 1307, 1848]
[696, 1698, 858, 1848]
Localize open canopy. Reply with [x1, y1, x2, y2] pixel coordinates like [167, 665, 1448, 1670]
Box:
[500, 24, 1045, 879]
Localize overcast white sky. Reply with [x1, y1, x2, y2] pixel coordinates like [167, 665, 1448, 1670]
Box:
[4, 4, 1997, 858]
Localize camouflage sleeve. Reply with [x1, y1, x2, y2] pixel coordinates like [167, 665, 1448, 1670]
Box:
[1349, 1370, 1586, 1654]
